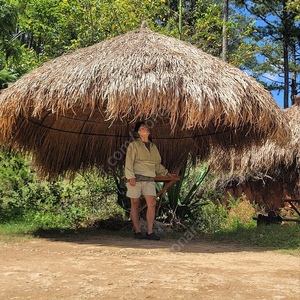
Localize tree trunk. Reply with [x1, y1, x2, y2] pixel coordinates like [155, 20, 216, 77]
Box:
[27, 33, 33, 50]
[222, 0, 229, 61]
[291, 42, 297, 105]
[178, 0, 183, 40]
[283, 36, 289, 108]
[282, 4, 291, 109]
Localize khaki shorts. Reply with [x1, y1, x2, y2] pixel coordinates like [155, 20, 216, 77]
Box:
[126, 181, 156, 198]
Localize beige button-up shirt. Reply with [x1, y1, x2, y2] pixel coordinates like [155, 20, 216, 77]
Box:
[125, 138, 168, 179]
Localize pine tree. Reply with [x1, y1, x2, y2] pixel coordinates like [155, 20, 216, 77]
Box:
[235, 0, 300, 108]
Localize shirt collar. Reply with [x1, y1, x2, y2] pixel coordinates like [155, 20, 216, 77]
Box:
[137, 138, 152, 145]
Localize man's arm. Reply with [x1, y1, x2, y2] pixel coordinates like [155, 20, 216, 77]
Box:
[125, 143, 136, 183]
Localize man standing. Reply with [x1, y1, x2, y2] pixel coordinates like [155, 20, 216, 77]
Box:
[125, 121, 173, 240]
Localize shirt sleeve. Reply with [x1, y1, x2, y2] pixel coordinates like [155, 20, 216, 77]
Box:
[154, 145, 168, 176]
[125, 142, 136, 179]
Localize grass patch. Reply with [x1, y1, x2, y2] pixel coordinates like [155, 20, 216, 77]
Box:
[1, 219, 299, 256]
[0, 220, 38, 243]
[207, 222, 300, 255]
[0, 218, 135, 243]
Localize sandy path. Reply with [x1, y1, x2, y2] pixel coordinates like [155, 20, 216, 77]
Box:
[1, 234, 299, 300]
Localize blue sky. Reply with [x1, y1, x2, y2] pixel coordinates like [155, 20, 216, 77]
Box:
[243, 70, 286, 108]
[259, 68, 292, 109]
[266, 75, 285, 108]
[271, 90, 285, 109]
[236, 4, 296, 109]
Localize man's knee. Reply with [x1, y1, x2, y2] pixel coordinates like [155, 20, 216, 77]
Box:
[131, 198, 140, 209]
[145, 197, 156, 208]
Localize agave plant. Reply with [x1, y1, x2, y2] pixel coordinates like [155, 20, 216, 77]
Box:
[160, 160, 210, 222]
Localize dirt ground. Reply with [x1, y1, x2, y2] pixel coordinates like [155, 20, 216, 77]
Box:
[1, 233, 299, 300]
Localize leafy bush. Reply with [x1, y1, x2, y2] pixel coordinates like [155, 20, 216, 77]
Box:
[0, 149, 125, 229]
[0, 149, 35, 221]
[0, 68, 18, 89]
[222, 194, 257, 231]
[193, 193, 257, 233]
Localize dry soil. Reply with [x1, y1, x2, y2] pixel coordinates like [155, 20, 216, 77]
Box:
[1, 233, 299, 300]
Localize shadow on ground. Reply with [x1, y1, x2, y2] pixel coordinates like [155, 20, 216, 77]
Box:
[29, 218, 300, 255]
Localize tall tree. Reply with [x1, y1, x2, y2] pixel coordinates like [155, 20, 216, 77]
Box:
[13, 0, 170, 60]
[185, 0, 258, 69]
[287, 0, 300, 104]
[0, 0, 19, 62]
[287, 0, 300, 20]
[0, 0, 20, 88]
[1, 0, 269, 92]
[235, 0, 300, 108]
[222, 0, 229, 61]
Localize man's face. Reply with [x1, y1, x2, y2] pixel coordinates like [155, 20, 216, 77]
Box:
[138, 124, 150, 137]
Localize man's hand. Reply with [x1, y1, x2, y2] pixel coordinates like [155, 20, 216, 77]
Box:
[129, 178, 136, 186]
[166, 173, 175, 178]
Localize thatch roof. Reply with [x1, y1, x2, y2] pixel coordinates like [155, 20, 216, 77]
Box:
[210, 98, 300, 183]
[0, 23, 290, 178]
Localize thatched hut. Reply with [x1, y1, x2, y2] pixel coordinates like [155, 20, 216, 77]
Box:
[210, 97, 300, 211]
[0, 23, 290, 178]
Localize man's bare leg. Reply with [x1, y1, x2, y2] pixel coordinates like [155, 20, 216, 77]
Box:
[144, 195, 156, 234]
[130, 198, 141, 233]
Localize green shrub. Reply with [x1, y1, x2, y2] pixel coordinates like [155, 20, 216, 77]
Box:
[0, 149, 125, 228]
[222, 194, 257, 231]
[193, 193, 257, 233]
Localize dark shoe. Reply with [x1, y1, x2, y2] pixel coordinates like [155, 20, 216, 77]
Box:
[145, 232, 160, 240]
[133, 232, 145, 239]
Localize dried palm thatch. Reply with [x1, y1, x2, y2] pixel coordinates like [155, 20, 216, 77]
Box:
[210, 97, 300, 183]
[0, 22, 290, 178]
